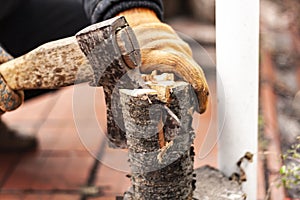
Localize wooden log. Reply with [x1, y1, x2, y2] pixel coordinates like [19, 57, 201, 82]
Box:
[0, 46, 14, 64]
[0, 47, 24, 112]
[120, 74, 197, 199]
[0, 37, 92, 90]
[0, 17, 139, 92]
[75, 16, 142, 148]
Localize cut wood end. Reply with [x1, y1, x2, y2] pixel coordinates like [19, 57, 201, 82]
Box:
[142, 71, 175, 82]
[146, 80, 188, 103]
[119, 88, 157, 97]
[144, 71, 189, 103]
[121, 72, 189, 103]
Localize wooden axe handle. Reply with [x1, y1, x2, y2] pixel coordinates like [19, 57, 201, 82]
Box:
[0, 36, 93, 90]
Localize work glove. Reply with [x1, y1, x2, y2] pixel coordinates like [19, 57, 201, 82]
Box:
[0, 47, 24, 114]
[117, 8, 209, 113]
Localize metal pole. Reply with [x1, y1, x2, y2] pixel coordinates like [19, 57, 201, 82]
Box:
[216, 0, 259, 199]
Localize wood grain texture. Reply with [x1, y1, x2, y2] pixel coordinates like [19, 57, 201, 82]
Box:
[0, 75, 24, 111]
[120, 78, 196, 199]
[0, 46, 24, 111]
[76, 17, 142, 148]
[0, 37, 92, 90]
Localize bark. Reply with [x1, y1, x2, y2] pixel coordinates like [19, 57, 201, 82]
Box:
[0, 48, 24, 111]
[75, 17, 142, 148]
[0, 46, 13, 64]
[1, 17, 140, 148]
[0, 37, 92, 90]
[120, 75, 197, 199]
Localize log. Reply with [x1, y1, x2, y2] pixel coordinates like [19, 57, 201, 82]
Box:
[0, 37, 93, 90]
[0, 17, 140, 92]
[0, 47, 24, 111]
[120, 73, 197, 199]
[75, 16, 142, 148]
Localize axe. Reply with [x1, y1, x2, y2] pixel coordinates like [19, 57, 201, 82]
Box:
[0, 16, 142, 148]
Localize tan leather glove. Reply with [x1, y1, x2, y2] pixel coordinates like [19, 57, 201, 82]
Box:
[0, 47, 24, 113]
[117, 8, 209, 113]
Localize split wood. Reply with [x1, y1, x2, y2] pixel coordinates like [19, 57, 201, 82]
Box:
[120, 72, 197, 200]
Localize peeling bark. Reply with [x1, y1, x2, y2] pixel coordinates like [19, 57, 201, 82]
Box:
[120, 74, 197, 199]
[76, 17, 142, 148]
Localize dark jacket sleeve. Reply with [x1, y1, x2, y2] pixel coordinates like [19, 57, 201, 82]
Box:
[82, 0, 163, 23]
[0, 0, 24, 22]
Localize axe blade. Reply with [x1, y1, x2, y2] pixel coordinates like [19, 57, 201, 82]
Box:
[75, 16, 142, 148]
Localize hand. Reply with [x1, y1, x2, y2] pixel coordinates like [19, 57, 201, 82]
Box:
[0, 47, 24, 113]
[117, 8, 209, 113]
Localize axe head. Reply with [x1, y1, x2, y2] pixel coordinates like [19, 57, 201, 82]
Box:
[75, 16, 142, 148]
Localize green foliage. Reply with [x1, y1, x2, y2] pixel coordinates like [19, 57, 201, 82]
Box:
[279, 136, 300, 189]
[258, 115, 269, 150]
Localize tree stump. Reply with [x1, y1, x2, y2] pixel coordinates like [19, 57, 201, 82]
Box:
[120, 72, 197, 200]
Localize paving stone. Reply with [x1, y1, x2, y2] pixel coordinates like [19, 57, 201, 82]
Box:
[95, 164, 130, 197]
[0, 154, 20, 187]
[2, 91, 59, 123]
[0, 57, 217, 199]
[2, 151, 93, 190]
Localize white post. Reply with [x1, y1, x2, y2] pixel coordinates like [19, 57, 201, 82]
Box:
[216, 0, 259, 199]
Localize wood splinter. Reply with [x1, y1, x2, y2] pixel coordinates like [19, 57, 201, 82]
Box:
[120, 72, 198, 200]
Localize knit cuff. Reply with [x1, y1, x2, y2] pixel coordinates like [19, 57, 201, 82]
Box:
[91, 0, 163, 23]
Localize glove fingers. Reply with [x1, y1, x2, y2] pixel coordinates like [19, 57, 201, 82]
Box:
[132, 22, 209, 113]
[140, 49, 209, 113]
[133, 23, 193, 56]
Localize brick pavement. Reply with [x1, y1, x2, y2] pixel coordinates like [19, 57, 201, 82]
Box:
[0, 81, 217, 199]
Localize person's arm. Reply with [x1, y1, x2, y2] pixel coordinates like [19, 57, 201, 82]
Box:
[82, 0, 163, 23]
[83, 0, 209, 113]
[0, 0, 23, 22]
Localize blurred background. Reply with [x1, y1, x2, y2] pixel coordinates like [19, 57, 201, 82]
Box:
[260, 0, 300, 199]
[0, 1, 218, 199]
[164, 0, 300, 199]
[0, 0, 299, 200]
